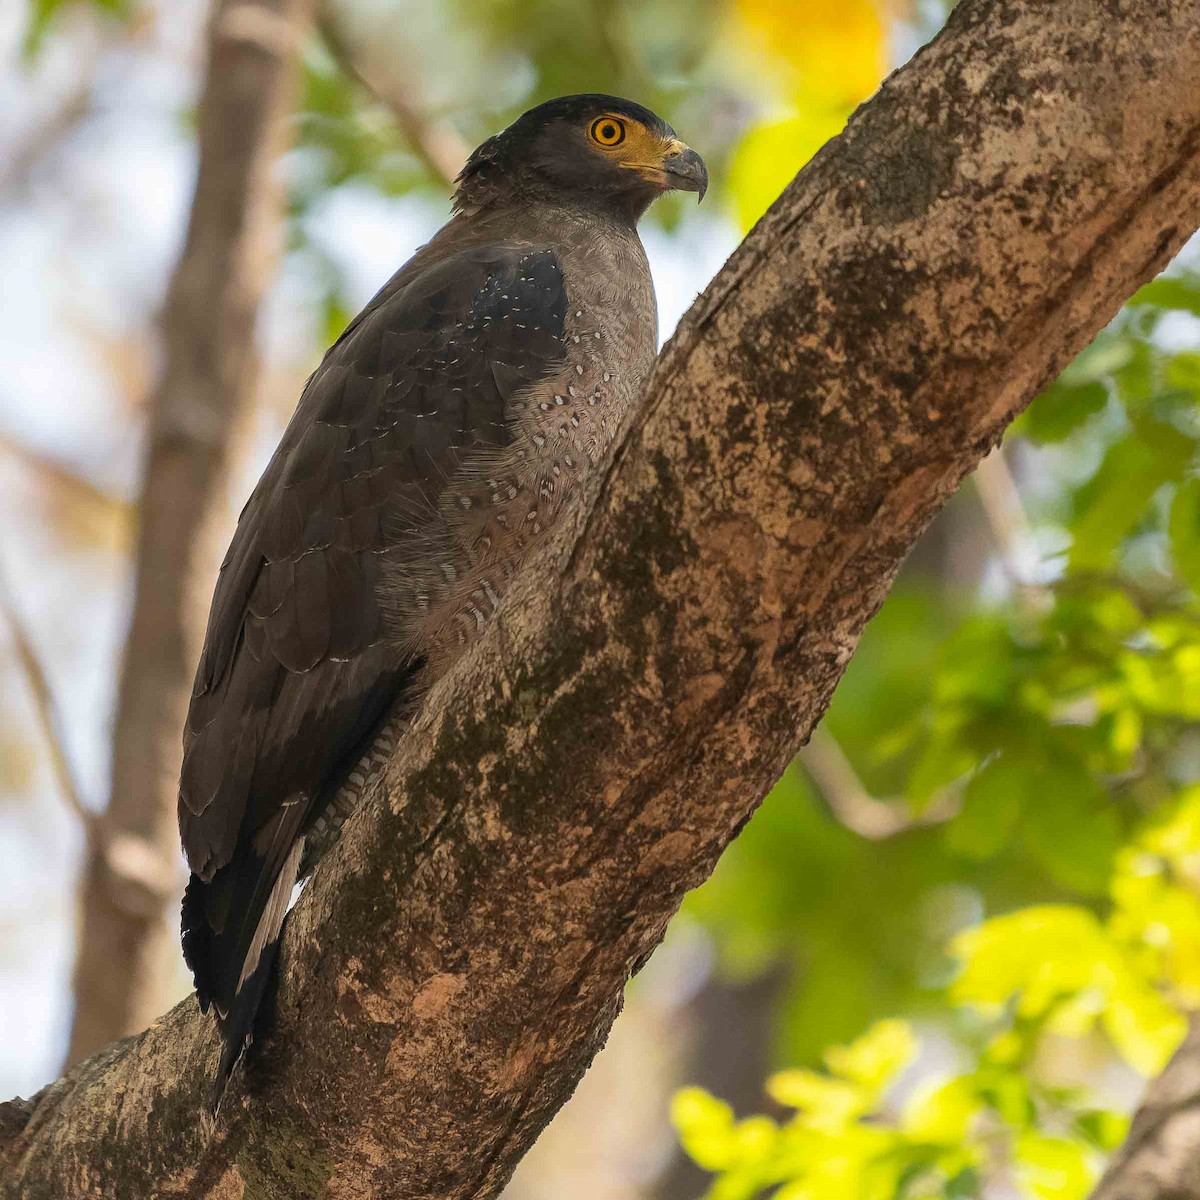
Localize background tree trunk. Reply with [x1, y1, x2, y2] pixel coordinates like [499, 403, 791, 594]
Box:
[651, 968, 786, 1200]
[4, 0, 1198, 1194]
[64, 0, 310, 1065]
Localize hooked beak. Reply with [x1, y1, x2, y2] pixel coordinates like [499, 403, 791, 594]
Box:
[659, 142, 708, 202]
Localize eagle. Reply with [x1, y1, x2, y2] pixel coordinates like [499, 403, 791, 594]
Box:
[178, 93, 707, 1100]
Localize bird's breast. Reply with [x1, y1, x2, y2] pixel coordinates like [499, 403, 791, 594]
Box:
[402, 247, 655, 676]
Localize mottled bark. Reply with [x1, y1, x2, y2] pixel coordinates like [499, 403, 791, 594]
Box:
[6, 0, 1200, 1194]
[65, 0, 310, 1064]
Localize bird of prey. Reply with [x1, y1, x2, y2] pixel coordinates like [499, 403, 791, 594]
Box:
[178, 93, 707, 1100]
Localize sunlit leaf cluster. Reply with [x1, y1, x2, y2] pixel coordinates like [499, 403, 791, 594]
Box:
[727, 0, 887, 228]
[674, 1016, 1121, 1200]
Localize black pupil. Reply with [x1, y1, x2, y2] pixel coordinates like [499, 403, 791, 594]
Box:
[601, 123, 616, 140]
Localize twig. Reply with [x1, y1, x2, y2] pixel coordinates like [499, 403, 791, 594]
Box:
[973, 445, 1036, 585]
[799, 727, 959, 839]
[0, 431, 131, 517]
[0, 561, 93, 829]
[0, 72, 94, 197]
[316, 5, 469, 189]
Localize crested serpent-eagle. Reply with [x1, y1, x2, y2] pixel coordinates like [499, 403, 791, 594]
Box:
[177, 93, 707, 1101]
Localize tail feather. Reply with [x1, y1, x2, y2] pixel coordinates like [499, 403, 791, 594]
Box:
[212, 935, 281, 1106]
[182, 822, 306, 1109]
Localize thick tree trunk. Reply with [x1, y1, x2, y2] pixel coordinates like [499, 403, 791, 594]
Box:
[6, 0, 1199, 1194]
[65, 0, 309, 1064]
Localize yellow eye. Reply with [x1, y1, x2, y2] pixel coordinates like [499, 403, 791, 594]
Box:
[589, 116, 626, 147]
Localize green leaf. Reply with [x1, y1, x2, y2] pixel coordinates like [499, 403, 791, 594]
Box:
[727, 113, 850, 231]
[951, 905, 1108, 1014]
[1102, 974, 1187, 1075]
[23, 0, 69, 55]
[905, 732, 975, 812]
[823, 1019, 916, 1096]
[1167, 351, 1200, 396]
[1021, 766, 1119, 896]
[1170, 477, 1200, 594]
[943, 1166, 983, 1200]
[945, 756, 1026, 860]
[1018, 334, 1138, 443]
[767, 1068, 866, 1125]
[1020, 379, 1108, 444]
[1130, 274, 1200, 318]
[1075, 1109, 1130, 1151]
[1014, 1132, 1093, 1200]
[1059, 335, 1136, 386]
[1069, 420, 1194, 570]
[671, 1087, 741, 1171]
[903, 1076, 982, 1143]
[23, 0, 128, 58]
[322, 292, 353, 346]
[1119, 641, 1200, 720]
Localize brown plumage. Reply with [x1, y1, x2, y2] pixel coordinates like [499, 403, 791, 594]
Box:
[177, 93, 706, 1102]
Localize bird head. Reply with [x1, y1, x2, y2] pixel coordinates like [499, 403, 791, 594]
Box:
[454, 94, 708, 223]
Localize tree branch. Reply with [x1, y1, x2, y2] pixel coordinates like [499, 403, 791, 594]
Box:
[0, 563, 93, 829]
[973, 445, 1035, 584]
[64, 0, 311, 1066]
[799, 728, 959, 839]
[317, 3, 469, 189]
[0, 431, 130, 518]
[4, 0, 1199, 1194]
[0, 64, 95, 197]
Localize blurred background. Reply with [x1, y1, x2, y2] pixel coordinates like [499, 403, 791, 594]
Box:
[3, 1, 1200, 1197]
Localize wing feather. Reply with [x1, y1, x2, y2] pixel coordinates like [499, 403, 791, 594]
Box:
[177, 240, 568, 1098]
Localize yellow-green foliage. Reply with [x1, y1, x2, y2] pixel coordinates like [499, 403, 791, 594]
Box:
[676, 786, 1200, 1199]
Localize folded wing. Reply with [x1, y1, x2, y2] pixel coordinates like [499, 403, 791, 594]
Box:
[177, 241, 568, 1095]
